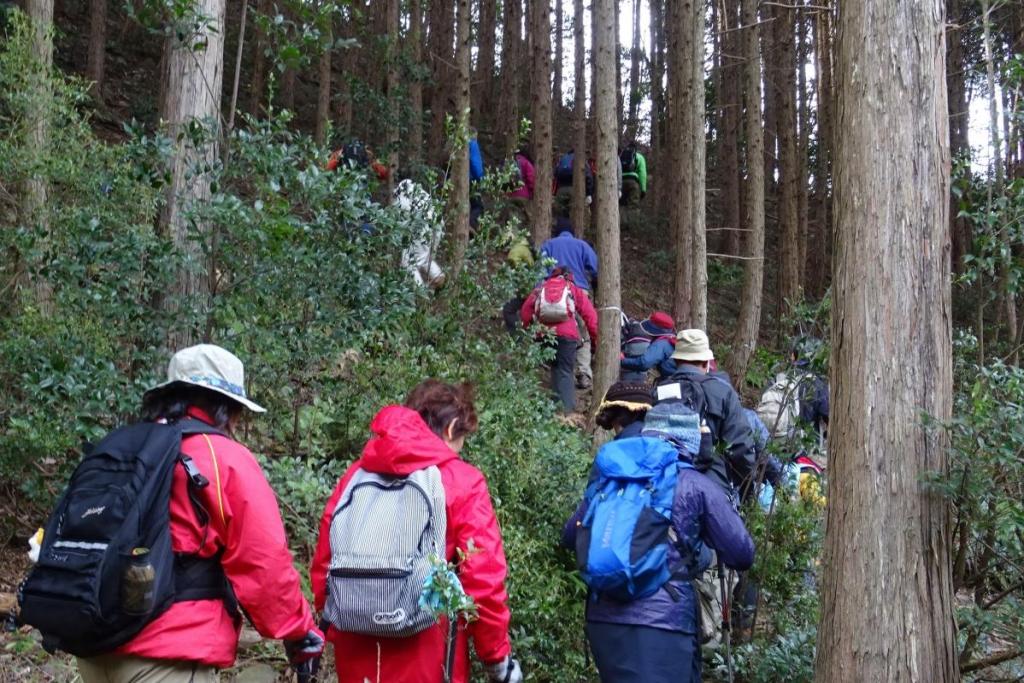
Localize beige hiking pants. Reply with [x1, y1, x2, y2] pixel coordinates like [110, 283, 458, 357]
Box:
[77, 655, 218, 683]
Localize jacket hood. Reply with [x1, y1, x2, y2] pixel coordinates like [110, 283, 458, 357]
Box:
[361, 405, 459, 475]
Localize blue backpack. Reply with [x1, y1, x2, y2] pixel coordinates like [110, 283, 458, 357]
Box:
[575, 437, 692, 601]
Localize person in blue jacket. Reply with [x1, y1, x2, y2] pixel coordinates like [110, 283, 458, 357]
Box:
[620, 311, 677, 382]
[469, 131, 485, 229]
[562, 405, 755, 683]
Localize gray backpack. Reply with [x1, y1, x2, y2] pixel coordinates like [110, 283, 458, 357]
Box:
[323, 466, 447, 637]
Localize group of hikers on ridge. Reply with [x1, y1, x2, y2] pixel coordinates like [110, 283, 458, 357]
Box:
[16, 331, 828, 682]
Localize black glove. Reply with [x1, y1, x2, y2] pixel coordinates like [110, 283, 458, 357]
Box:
[285, 628, 325, 666]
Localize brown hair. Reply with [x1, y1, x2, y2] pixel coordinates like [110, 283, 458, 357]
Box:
[404, 380, 479, 441]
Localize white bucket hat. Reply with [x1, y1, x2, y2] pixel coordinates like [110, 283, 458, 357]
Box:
[672, 329, 715, 362]
[146, 344, 266, 413]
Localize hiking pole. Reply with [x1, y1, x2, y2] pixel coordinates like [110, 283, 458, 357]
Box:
[718, 560, 735, 683]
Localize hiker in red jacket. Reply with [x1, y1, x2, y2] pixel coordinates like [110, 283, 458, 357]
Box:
[311, 380, 522, 683]
[520, 268, 599, 412]
[76, 344, 322, 683]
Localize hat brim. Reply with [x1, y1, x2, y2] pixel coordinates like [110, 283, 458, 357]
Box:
[672, 349, 715, 361]
[144, 379, 267, 413]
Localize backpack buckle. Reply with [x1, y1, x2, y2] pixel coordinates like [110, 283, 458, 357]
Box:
[180, 455, 209, 489]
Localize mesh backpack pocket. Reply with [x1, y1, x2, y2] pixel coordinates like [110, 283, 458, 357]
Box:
[324, 466, 447, 637]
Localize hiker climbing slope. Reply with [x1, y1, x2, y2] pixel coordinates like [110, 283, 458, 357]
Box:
[562, 411, 754, 682]
[311, 381, 521, 683]
[20, 345, 323, 683]
[540, 214, 599, 390]
[655, 329, 757, 498]
[620, 142, 648, 206]
[620, 311, 676, 382]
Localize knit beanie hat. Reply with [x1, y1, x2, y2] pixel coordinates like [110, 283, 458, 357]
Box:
[598, 382, 655, 413]
[641, 402, 702, 456]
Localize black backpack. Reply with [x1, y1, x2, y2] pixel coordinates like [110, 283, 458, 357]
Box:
[621, 319, 654, 358]
[621, 148, 638, 174]
[18, 419, 234, 656]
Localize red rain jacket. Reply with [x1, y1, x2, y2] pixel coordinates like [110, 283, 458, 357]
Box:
[311, 406, 512, 683]
[116, 408, 316, 667]
[519, 277, 599, 342]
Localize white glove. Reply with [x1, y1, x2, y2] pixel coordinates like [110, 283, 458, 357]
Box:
[485, 655, 523, 683]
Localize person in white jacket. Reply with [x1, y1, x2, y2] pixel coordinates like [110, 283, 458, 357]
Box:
[394, 179, 445, 289]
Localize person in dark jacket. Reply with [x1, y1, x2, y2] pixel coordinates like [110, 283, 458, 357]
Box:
[595, 382, 654, 439]
[655, 329, 757, 498]
[791, 337, 830, 436]
[620, 311, 677, 382]
[562, 409, 755, 683]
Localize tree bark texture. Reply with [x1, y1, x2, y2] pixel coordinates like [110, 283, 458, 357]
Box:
[808, 4, 833, 298]
[87, 0, 106, 99]
[158, 0, 226, 348]
[475, 0, 498, 123]
[776, 3, 801, 314]
[554, 0, 564, 111]
[315, 22, 332, 146]
[23, 0, 54, 309]
[497, 0, 523, 156]
[571, 0, 587, 234]
[625, 0, 641, 141]
[727, 0, 765, 386]
[649, 0, 665, 218]
[385, 0, 399, 196]
[719, 0, 742, 257]
[428, 0, 455, 163]
[797, 7, 810, 290]
[592, 0, 621, 408]
[408, 0, 424, 164]
[668, 0, 706, 328]
[531, 0, 554, 247]
[449, 0, 472, 275]
[814, 0, 959, 680]
[249, 0, 269, 115]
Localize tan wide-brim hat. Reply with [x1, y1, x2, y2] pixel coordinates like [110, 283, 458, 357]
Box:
[672, 328, 715, 362]
[144, 344, 266, 413]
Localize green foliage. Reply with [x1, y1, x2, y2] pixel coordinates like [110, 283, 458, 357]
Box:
[926, 333, 1024, 676]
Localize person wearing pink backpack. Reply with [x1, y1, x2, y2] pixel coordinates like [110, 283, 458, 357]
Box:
[519, 267, 599, 412]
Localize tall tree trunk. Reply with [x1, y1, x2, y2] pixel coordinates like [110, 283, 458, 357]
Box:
[668, 0, 705, 327]
[315, 21, 332, 145]
[649, 0, 665, 218]
[227, 0, 249, 134]
[571, 0, 587, 234]
[384, 0, 399, 196]
[334, 6, 355, 135]
[281, 65, 296, 112]
[797, 5, 810, 290]
[23, 0, 54, 309]
[497, 0, 523, 156]
[777, 3, 801, 315]
[475, 0, 498, 123]
[814, 0, 959, 679]
[625, 0, 641, 140]
[87, 0, 106, 100]
[158, 0, 226, 348]
[409, 0, 424, 164]
[808, 4, 833, 298]
[249, 0, 268, 114]
[428, 1, 455, 162]
[531, 0, 554, 247]
[613, 0, 622, 136]
[554, 0, 563, 111]
[980, 0, 1016, 348]
[592, 0, 621, 405]
[727, 0, 765, 385]
[719, 0, 742, 257]
[449, 0, 472, 275]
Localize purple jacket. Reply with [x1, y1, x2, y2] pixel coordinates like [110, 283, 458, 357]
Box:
[562, 466, 754, 634]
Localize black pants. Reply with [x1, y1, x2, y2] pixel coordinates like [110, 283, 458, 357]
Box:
[586, 621, 701, 683]
[552, 337, 578, 412]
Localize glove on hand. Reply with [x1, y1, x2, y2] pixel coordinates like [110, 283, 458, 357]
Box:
[485, 655, 524, 683]
[285, 627, 325, 665]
